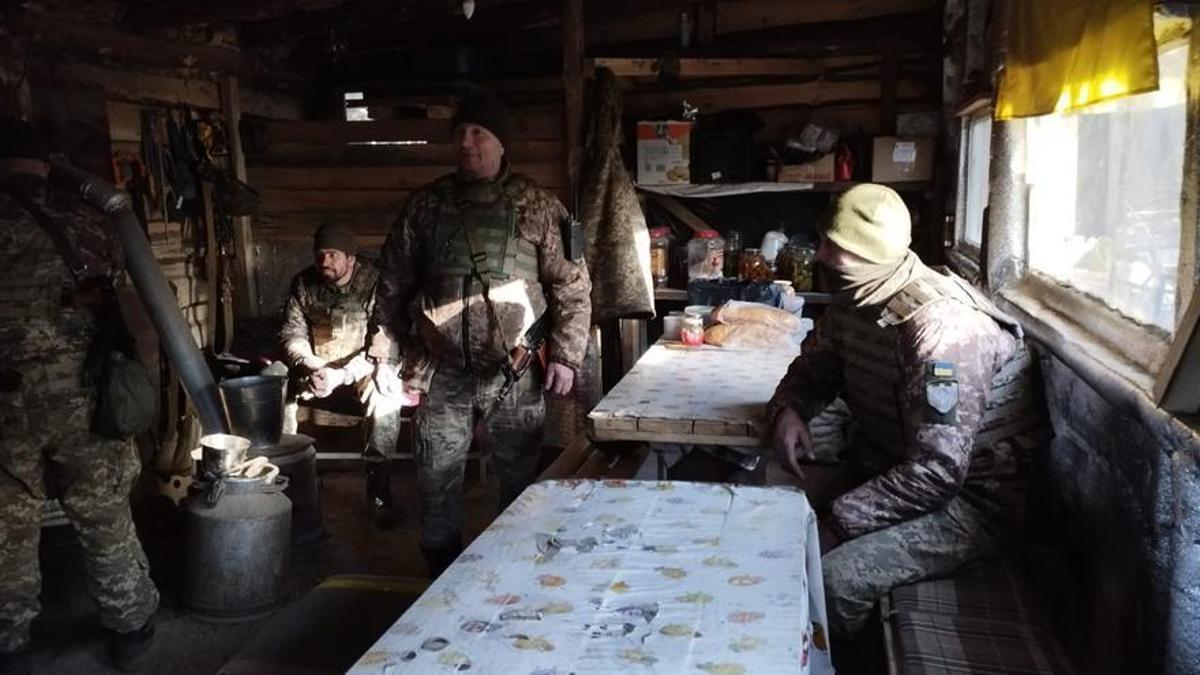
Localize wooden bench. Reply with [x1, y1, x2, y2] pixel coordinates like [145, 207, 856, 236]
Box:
[882, 558, 1077, 674]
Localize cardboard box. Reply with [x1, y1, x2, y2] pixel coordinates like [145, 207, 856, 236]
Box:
[872, 136, 935, 182]
[778, 154, 835, 183]
[636, 121, 692, 185]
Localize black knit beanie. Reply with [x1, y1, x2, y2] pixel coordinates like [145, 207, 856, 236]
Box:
[313, 223, 358, 256]
[452, 95, 511, 149]
[0, 117, 50, 162]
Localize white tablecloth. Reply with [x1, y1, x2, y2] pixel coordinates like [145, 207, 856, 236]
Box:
[350, 480, 833, 674]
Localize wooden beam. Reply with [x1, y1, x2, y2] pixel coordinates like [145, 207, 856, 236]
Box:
[562, 0, 585, 205]
[248, 164, 568, 191]
[220, 76, 260, 319]
[1155, 288, 1200, 412]
[712, 0, 936, 35]
[695, 0, 716, 45]
[27, 61, 303, 119]
[246, 140, 565, 167]
[624, 77, 929, 116]
[16, 13, 300, 87]
[589, 56, 877, 78]
[649, 195, 713, 234]
[258, 110, 563, 146]
[881, 48, 900, 135]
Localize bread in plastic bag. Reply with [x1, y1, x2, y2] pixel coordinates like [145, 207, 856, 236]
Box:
[704, 322, 802, 350]
[712, 300, 803, 334]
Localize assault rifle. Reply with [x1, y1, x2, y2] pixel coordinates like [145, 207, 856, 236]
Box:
[494, 311, 551, 408]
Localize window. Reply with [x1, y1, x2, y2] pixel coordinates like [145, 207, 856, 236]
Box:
[956, 109, 992, 252]
[1023, 42, 1188, 333]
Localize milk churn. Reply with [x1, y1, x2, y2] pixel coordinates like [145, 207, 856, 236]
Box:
[183, 474, 292, 619]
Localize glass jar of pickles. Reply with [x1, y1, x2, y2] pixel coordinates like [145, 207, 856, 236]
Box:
[777, 242, 817, 291]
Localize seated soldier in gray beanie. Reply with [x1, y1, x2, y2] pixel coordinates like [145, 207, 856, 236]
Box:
[278, 222, 411, 529]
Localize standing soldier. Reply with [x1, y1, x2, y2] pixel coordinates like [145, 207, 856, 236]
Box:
[0, 119, 159, 673]
[369, 94, 592, 575]
[767, 184, 1044, 647]
[279, 223, 406, 529]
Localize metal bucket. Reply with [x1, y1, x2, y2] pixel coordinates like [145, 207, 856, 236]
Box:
[198, 434, 251, 477]
[219, 375, 287, 449]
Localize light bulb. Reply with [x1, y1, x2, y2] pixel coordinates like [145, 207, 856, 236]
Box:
[462, 0, 475, 19]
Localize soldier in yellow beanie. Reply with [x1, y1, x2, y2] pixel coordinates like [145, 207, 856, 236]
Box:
[766, 184, 1046, 659]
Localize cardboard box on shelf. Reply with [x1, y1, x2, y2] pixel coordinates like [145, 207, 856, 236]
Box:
[872, 136, 935, 182]
[636, 121, 693, 185]
[777, 154, 835, 183]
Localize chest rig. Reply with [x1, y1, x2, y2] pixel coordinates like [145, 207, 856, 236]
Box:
[309, 265, 374, 364]
[835, 273, 1039, 461]
[427, 178, 539, 285]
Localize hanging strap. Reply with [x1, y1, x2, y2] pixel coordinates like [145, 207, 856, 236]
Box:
[462, 216, 511, 355]
[0, 184, 89, 281]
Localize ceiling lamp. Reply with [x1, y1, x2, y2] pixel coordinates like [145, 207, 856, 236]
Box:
[462, 0, 475, 20]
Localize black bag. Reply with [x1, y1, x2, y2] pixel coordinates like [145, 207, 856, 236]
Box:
[2, 183, 158, 439]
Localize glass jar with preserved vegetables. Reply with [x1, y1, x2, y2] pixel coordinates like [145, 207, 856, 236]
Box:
[777, 242, 817, 291]
[649, 227, 671, 288]
[687, 230, 725, 280]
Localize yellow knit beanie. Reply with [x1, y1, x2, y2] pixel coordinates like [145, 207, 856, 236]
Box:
[821, 184, 912, 263]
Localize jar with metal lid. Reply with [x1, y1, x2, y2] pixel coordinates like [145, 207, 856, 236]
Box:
[649, 227, 671, 288]
[739, 248, 771, 282]
[777, 242, 816, 291]
[687, 230, 725, 280]
[680, 310, 705, 346]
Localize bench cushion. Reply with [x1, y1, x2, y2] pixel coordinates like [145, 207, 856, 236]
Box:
[891, 610, 1074, 674]
[889, 561, 1032, 624]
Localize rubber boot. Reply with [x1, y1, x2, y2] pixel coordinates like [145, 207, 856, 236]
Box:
[421, 541, 464, 578]
[365, 460, 399, 530]
[109, 620, 155, 673]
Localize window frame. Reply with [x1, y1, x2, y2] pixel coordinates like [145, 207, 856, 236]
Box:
[948, 98, 993, 284]
[991, 36, 1196, 385]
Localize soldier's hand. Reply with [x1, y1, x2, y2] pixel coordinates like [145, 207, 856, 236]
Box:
[310, 367, 342, 398]
[373, 361, 403, 398]
[544, 362, 575, 396]
[773, 407, 814, 479]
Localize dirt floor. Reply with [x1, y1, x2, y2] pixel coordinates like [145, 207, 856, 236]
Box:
[23, 455, 501, 675]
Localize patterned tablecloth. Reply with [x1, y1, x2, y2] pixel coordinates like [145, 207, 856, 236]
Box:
[587, 343, 800, 446]
[350, 480, 833, 675]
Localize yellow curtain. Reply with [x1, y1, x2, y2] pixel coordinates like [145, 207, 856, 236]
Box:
[996, 0, 1159, 120]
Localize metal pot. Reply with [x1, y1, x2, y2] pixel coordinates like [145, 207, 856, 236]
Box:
[197, 434, 251, 477]
[219, 375, 287, 448]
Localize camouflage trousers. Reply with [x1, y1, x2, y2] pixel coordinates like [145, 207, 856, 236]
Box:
[282, 374, 405, 462]
[0, 395, 160, 651]
[414, 364, 545, 549]
[821, 495, 1005, 642]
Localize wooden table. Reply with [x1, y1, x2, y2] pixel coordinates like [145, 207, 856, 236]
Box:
[587, 341, 800, 447]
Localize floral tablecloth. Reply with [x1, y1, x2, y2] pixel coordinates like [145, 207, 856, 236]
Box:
[349, 479, 833, 674]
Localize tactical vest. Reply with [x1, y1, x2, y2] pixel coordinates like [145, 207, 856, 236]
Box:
[427, 178, 540, 285]
[836, 274, 1040, 462]
[303, 261, 376, 366]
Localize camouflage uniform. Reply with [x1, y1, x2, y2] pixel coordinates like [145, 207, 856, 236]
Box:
[0, 175, 159, 651]
[279, 258, 402, 459]
[768, 268, 1042, 640]
[369, 161, 591, 549]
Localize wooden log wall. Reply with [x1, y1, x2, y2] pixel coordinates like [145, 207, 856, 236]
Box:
[244, 102, 570, 314]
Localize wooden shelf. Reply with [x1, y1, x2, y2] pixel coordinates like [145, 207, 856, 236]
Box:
[653, 288, 688, 301]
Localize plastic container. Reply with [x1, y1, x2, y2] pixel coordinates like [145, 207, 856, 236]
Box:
[649, 227, 671, 288]
[760, 230, 789, 266]
[662, 311, 685, 341]
[687, 230, 725, 280]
